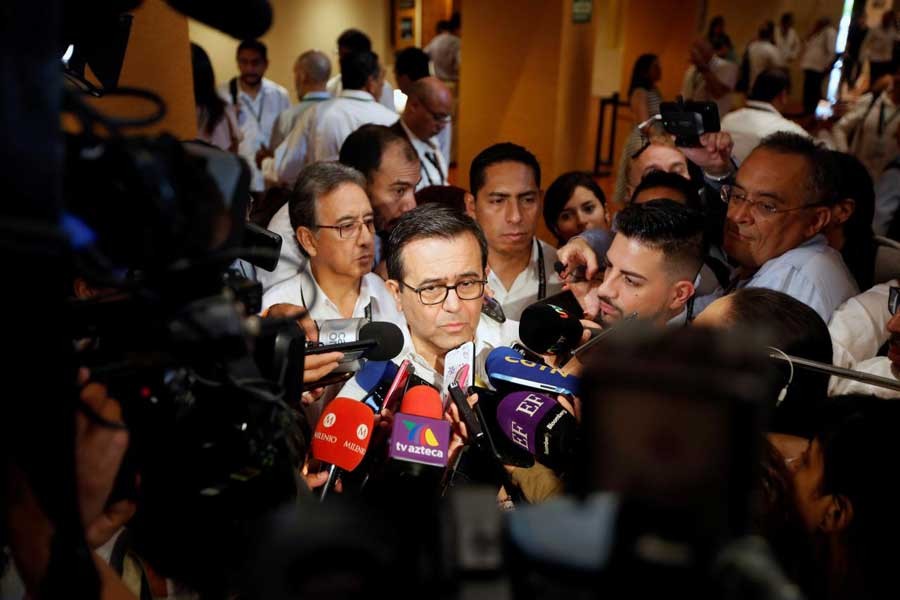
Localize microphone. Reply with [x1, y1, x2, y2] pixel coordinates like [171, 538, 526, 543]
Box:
[303, 321, 405, 390]
[484, 347, 579, 396]
[519, 303, 588, 354]
[496, 391, 578, 471]
[387, 386, 451, 468]
[310, 397, 375, 500]
[165, 0, 273, 40]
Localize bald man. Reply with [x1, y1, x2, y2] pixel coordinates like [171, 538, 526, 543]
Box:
[390, 76, 452, 190]
[269, 50, 332, 149]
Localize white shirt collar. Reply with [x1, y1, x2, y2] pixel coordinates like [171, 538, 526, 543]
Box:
[399, 118, 437, 149]
[339, 89, 376, 102]
[302, 91, 331, 101]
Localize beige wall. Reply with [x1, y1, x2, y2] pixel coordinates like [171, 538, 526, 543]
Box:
[189, 0, 392, 102]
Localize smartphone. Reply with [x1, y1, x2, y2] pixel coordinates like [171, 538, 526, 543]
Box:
[481, 295, 506, 323]
[382, 359, 413, 414]
[443, 341, 475, 410]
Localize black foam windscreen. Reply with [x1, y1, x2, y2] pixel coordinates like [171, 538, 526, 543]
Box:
[519, 303, 584, 354]
[359, 321, 405, 361]
[166, 0, 273, 40]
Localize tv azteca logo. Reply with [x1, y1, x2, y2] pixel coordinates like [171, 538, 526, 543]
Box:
[403, 420, 440, 447]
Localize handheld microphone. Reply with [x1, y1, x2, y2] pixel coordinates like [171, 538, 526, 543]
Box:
[310, 397, 375, 500]
[387, 386, 451, 468]
[496, 391, 579, 471]
[484, 347, 579, 396]
[303, 321, 405, 390]
[519, 303, 589, 354]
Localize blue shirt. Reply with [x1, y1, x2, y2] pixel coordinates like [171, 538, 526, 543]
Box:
[707, 234, 858, 323]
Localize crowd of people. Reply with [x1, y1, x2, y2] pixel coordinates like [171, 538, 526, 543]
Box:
[9, 7, 900, 600]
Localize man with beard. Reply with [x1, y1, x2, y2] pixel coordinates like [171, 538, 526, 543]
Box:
[219, 39, 290, 195]
[591, 199, 706, 327]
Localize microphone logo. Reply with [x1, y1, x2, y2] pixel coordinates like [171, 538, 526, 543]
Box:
[402, 420, 440, 447]
[356, 424, 370, 440]
[549, 305, 571, 319]
[323, 413, 336, 428]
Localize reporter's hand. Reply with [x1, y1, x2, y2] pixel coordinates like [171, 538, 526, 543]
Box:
[86, 499, 137, 549]
[682, 131, 734, 176]
[446, 392, 478, 463]
[564, 278, 602, 321]
[255, 145, 273, 168]
[557, 236, 601, 280]
[266, 303, 345, 384]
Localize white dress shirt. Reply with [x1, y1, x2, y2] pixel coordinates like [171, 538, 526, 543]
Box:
[832, 91, 900, 180]
[310, 89, 399, 162]
[774, 27, 801, 63]
[828, 280, 900, 398]
[721, 100, 811, 164]
[260, 101, 321, 189]
[874, 160, 900, 236]
[398, 119, 448, 190]
[424, 32, 461, 81]
[269, 90, 331, 149]
[327, 75, 397, 112]
[801, 26, 837, 72]
[680, 56, 739, 119]
[747, 40, 785, 90]
[217, 77, 291, 192]
[487, 238, 564, 322]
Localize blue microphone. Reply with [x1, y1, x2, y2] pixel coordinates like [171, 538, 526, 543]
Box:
[484, 347, 580, 396]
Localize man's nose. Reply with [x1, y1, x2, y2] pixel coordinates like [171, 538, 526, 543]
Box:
[505, 200, 522, 223]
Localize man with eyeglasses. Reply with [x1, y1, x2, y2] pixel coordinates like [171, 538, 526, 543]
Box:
[390, 77, 452, 190]
[261, 162, 404, 330]
[828, 280, 900, 399]
[379, 204, 517, 385]
[713, 132, 858, 321]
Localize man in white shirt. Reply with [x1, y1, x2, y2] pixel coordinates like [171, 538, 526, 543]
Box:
[828, 280, 900, 399]
[394, 47, 452, 169]
[721, 69, 810, 164]
[389, 77, 452, 190]
[746, 22, 785, 94]
[774, 12, 801, 64]
[261, 162, 403, 330]
[681, 39, 738, 119]
[465, 143, 563, 321]
[268, 50, 332, 149]
[832, 73, 900, 180]
[217, 40, 290, 194]
[326, 29, 396, 111]
[800, 18, 837, 115]
[424, 17, 461, 82]
[310, 51, 398, 163]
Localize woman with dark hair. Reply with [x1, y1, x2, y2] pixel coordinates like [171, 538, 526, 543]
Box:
[191, 43, 241, 152]
[628, 54, 662, 125]
[707, 16, 735, 61]
[542, 172, 609, 245]
[823, 151, 877, 291]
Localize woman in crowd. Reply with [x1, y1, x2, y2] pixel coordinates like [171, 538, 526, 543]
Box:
[191, 43, 241, 153]
[542, 171, 609, 245]
[628, 54, 662, 125]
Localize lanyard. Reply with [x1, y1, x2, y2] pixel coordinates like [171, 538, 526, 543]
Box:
[421, 151, 445, 186]
[536, 241, 546, 300]
[878, 101, 900, 137]
[241, 89, 266, 126]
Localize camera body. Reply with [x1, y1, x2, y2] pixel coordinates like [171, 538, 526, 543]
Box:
[659, 98, 720, 147]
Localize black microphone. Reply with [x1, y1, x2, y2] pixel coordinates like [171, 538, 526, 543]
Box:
[302, 321, 405, 390]
[519, 303, 589, 354]
[165, 0, 273, 40]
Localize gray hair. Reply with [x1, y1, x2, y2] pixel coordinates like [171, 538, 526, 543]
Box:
[297, 50, 331, 84]
[288, 162, 367, 256]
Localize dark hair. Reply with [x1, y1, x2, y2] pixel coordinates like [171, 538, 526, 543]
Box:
[613, 199, 707, 280]
[628, 53, 658, 97]
[757, 132, 839, 208]
[630, 170, 702, 210]
[191, 43, 226, 137]
[722, 287, 833, 436]
[339, 124, 418, 182]
[337, 29, 371, 54]
[436, 20, 451, 34]
[749, 68, 791, 102]
[395, 47, 431, 81]
[288, 162, 367, 257]
[707, 15, 725, 39]
[759, 20, 775, 41]
[542, 171, 607, 243]
[340, 50, 380, 90]
[828, 151, 876, 290]
[237, 39, 267, 61]
[415, 185, 468, 214]
[469, 142, 541, 196]
[780, 12, 794, 27]
[386, 204, 488, 281]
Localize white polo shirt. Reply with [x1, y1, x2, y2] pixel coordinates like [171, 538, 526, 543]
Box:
[487, 238, 563, 322]
[721, 100, 811, 164]
[310, 89, 399, 162]
[680, 56, 738, 119]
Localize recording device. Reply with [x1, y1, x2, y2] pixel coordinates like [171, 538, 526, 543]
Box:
[383, 359, 414, 414]
[481, 295, 506, 323]
[442, 341, 475, 410]
[387, 386, 451, 468]
[520, 302, 587, 354]
[496, 391, 578, 472]
[484, 347, 580, 397]
[659, 97, 720, 147]
[305, 320, 404, 375]
[310, 397, 375, 500]
[242, 222, 282, 273]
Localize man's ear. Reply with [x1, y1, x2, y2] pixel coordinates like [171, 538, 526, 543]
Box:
[464, 192, 476, 218]
[807, 206, 833, 237]
[670, 280, 696, 311]
[821, 494, 854, 534]
[831, 198, 856, 228]
[385, 279, 403, 312]
[297, 226, 318, 257]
